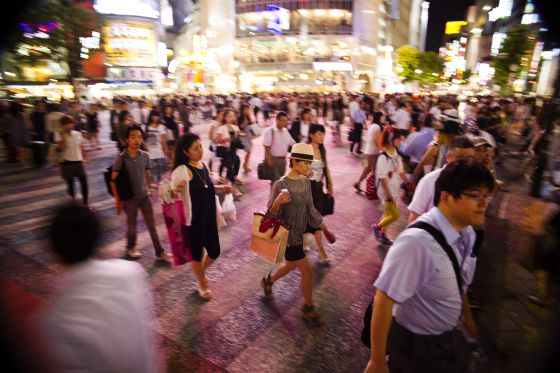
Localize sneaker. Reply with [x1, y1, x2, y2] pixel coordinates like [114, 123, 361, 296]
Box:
[156, 251, 172, 262]
[381, 234, 393, 246]
[372, 224, 383, 243]
[126, 248, 142, 259]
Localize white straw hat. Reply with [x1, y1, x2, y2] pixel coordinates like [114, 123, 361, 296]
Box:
[288, 143, 314, 161]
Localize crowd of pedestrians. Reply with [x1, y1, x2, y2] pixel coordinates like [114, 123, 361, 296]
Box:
[1, 90, 559, 372]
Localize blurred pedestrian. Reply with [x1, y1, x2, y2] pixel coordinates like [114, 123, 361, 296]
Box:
[9, 101, 32, 168]
[110, 125, 171, 261]
[43, 202, 156, 373]
[305, 125, 334, 264]
[55, 116, 89, 205]
[372, 128, 409, 245]
[262, 111, 296, 186]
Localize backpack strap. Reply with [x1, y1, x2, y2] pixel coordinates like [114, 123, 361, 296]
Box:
[409, 221, 464, 296]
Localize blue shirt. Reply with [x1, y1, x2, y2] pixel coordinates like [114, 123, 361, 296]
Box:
[400, 127, 435, 163]
[351, 108, 367, 123]
[374, 207, 477, 335]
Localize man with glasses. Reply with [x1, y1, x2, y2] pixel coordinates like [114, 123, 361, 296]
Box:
[365, 161, 496, 373]
[407, 136, 476, 223]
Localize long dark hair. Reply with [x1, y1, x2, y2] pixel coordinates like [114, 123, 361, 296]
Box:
[174, 133, 201, 170]
[308, 124, 329, 186]
[237, 104, 251, 128]
[147, 110, 161, 125]
[222, 108, 236, 125]
[118, 110, 130, 124]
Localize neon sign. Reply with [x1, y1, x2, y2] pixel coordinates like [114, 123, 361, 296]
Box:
[19, 22, 59, 39]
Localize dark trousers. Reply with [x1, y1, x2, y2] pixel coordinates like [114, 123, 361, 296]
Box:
[123, 196, 164, 255]
[387, 319, 453, 373]
[1, 133, 17, 162]
[350, 122, 363, 153]
[66, 175, 89, 204]
[218, 147, 239, 183]
[270, 156, 286, 186]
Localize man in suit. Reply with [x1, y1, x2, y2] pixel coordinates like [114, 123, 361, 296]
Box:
[289, 108, 314, 143]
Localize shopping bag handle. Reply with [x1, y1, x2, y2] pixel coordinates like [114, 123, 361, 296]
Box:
[259, 216, 282, 238]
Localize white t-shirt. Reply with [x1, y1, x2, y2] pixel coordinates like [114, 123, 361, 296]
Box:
[394, 109, 411, 131]
[43, 259, 155, 373]
[145, 124, 167, 160]
[262, 126, 296, 157]
[215, 125, 240, 149]
[364, 123, 381, 155]
[300, 122, 310, 140]
[55, 130, 83, 161]
[376, 151, 404, 201]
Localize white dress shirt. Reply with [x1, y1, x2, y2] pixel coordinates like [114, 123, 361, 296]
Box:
[407, 167, 444, 216]
[263, 126, 296, 157]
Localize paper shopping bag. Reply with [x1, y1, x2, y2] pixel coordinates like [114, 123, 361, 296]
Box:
[249, 213, 289, 264]
[162, 200, 192, 266]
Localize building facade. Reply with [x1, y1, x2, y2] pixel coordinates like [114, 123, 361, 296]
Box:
[232, 0, 427, 92]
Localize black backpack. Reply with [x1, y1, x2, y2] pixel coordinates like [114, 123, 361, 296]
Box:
[104, 155, 133, 201]
[361, 222, 464, 347]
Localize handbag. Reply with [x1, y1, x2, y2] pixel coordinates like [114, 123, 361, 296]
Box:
[162, 199, 192, 266]
[361, 222, 464, 347]
[249, 213, 289, 264]
[103, 156, 134, 201]
[322, 194, 334, 216]
[47, 144, 64, 164]
[365, 172, 378, 200]
[258, 161, 273, 180]
[231, 137, 245, 150]
[249, 123, 261, 137]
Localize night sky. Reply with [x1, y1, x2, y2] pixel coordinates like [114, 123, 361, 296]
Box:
[425, 0, 475, 52]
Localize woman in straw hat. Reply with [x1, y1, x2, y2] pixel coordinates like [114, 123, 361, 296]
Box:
[260, 143, 336, 326]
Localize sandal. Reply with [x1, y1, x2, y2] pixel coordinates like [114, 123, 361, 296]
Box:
[197, 287, 212, 299]
[260, 272, 273, 299]
[301, 304, 325, 327]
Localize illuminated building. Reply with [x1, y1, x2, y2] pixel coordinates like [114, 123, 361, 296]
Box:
[170, 0, 237, 93]
[92, 0, 164, 96]
[233, 0, 428, 93]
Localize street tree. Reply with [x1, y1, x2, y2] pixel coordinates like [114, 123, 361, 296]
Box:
[4, 0, 102, 91]
[395, 46, 444, 85]
[492, 24, 531, 94]
[395, 45, 421, 82]
[418, 51, 444, 84]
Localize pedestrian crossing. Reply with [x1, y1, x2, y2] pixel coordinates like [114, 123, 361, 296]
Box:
[0, 120, 395, 372]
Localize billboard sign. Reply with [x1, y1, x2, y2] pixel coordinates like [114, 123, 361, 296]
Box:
[104, 20, 157, 67]
[445, 21, 467, 35]
[94, 0, 159, 19]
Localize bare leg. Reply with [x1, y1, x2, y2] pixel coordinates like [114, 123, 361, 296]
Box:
[270, 260, 297, 283]
[313, 230, 328, 260]
[190, 261, 207, 290]
[294, 258, 314, 306]
[243, 151, 252, 172]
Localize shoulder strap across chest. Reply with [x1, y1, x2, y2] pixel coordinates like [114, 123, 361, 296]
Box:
[409, 221, 463, 296]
